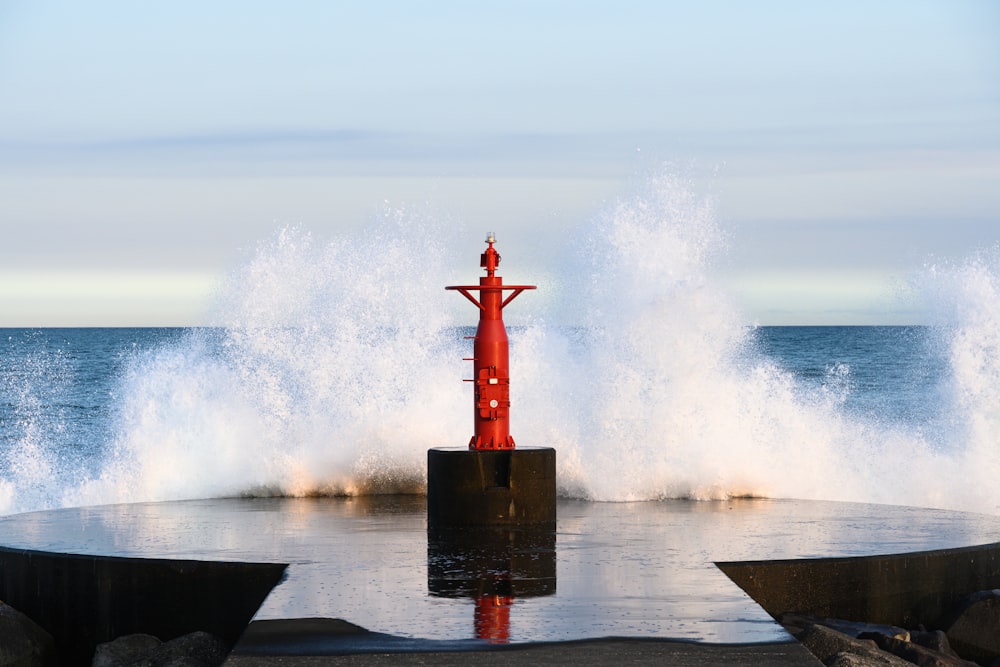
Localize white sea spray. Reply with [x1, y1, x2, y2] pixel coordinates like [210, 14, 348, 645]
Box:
[69, 210, 467, 506]
[2, 171, 999, 515]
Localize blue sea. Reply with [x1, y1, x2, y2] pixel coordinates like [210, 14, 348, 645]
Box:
[2, 175, 999, 516]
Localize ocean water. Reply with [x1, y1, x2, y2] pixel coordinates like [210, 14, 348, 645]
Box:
[2, 173, 999, 517]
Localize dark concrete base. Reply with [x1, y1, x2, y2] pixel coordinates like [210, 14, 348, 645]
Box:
[718, 541, 1000, 630]
[426, 447, 556, 528]
[0, 546, 286, 666]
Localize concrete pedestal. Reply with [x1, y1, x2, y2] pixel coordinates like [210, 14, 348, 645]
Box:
[426, 446, 556, 529]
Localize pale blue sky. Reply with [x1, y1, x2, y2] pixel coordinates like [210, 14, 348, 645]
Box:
[1, 1, 998, 325]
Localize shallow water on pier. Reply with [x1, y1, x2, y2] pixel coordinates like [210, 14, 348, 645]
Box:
[3, 496, 999, 644]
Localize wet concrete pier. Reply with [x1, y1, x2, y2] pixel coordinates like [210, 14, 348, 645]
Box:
[2, 496, 1000, 663]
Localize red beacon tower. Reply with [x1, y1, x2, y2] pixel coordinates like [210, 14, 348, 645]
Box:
[446, 232, 535, 450]
[426, 234, 556, 529]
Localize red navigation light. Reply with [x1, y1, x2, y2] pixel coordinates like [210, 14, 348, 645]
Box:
[446, 234, 535, 450]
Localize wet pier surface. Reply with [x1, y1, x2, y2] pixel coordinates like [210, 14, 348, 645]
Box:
[3, 495, 1000, 649]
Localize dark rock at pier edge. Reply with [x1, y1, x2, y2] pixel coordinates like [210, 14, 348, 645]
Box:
[943, 589, 1000, 664]
[909, 629, 958, 656]
[779, 613, 910, 641]
[796, 624, 910, 666]
[92, 630, 228, 667]
[0, 602, 56, 667]
[92, 633, 161, 667]
[784, 614, 979, 667]
[858, 632, 974, 667]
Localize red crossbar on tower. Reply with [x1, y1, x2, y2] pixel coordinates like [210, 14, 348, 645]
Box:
[446, 233, 535, 450]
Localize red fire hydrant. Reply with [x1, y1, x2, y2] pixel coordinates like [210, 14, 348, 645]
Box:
[447, 233, 535, 450]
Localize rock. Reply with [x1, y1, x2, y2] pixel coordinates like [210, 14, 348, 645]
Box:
[945, 589, 1000, 664]
[859, 632, 978, 667]
[92, 634, 162, 667]
[797, 624, 910, 666]
[0, 602, 57, 667]
[780, 613, 910, 641]
[133, 631, 228, 667]
[826, 650, 913, 667]
[910, 630, 960, 659]
[91, 631, 226, 667]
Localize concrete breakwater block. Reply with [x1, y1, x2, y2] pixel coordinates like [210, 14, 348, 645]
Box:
[0, 546, 286, 666]
[717, 542, 1000, 631]
[426, 447, 556, 528]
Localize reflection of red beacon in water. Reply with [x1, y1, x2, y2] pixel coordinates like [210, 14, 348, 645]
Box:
[446, 233, 535, 450]
[475, 589, 513, 643]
